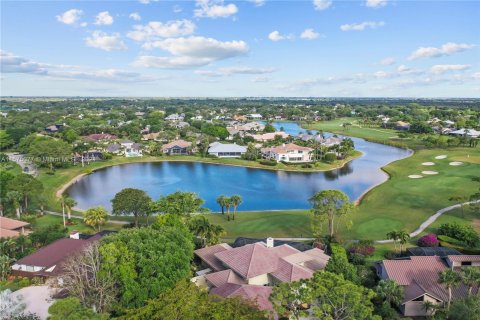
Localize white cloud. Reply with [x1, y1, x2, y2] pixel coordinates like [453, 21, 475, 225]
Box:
[430, 64, 471, 74]
[251, 76, 271, 82]
[127, 20, 196, 42]
[472, 72, 480, 80]
[313, 0, 332, 11]
[340, 21, 385, 31]
[85, 31, 127, 51]
[379, 57, 395, 65]
[0, 51, 47, 74]
[268, 30, 293, 42]
[250, 0, 266, 6]
[133, 36, 248, 69]
[56, 9, 83, 25]
[373, 71, 390, 78]
[129, 12, 142, 21]
[94, 11, 114, 25]
[139, 0, 159, 4]
[196, 66, 275, 77]
[408, 42, 476, 60]
[300, 28, 321, 40]
[194, 0, 238, 19]
[397, 65, 411, 73]
[366, 0, 387, 8]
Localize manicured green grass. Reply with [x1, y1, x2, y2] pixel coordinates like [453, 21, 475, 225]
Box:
[206, 210, 312, 240]
[33, 214, 124, 234]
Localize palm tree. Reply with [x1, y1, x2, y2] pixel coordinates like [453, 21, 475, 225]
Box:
[83, 206, 108, 231]
[398, 230, 410, 253]
[461, 267, 480, 296]
[375, 279, 404, 307]
[59, 196, 67, 227]
[224, 197, 232, 221]
[438, 269, 461, 310]
[386, 230, 400, 252]
[216, 195, 228, 215]
[423, 300, 437, 317]
[63, 196, 77, 220]
[6, 191, 22, 219]
[189, 215, 225, 247]
[230, 195, 243, 221]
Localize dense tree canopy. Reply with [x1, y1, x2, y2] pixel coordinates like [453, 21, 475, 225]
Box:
[111, 188, 152, 227]
[155, 191, 205, 216]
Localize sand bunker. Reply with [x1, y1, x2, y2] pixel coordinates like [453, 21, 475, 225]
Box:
[422, 162, 435, 166]
[422, 171, 438, 175]
[435, 155, 447, 159]
[408, 175, 424, 179]
[449, 161, 463, 166]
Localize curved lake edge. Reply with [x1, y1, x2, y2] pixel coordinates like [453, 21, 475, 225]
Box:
[58, 152, 363, 202]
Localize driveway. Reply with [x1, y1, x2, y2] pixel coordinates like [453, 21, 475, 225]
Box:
[11, 285, 56, 319]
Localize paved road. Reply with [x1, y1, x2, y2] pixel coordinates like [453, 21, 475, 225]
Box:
[7, 152, 38, 176]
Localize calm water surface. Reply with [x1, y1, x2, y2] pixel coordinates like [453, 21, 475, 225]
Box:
[68, 123, 411, 212]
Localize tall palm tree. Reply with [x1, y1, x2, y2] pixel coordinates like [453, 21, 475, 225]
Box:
[59, 196, 67, 227]
[189, 215, 225, 247]
[216, 195, 228, 215]
[398, 230, 410, 253]
[230, 195, 243, 221]
[83, 207, 108, 231]
[438, 269, 461, 310]
[386, 230, 400, 252]
[224, 197, 232, 221]
[6, 191, 22, 219]
[461, 267, 480, 296]
[375, 279, 404, 307]
[63, 196, 77, 220]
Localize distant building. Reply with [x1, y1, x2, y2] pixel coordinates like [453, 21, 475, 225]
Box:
[208, 142, 247, 158]
[125, 143, 143, 157]
[44, 124, 64, 133]
[142, 132, 162, 141]
[0, 216, 30, 238]
[261, 143, 313, 163]
[161, 139, 192, 155]
[165, 113, 185, 122]
[85, 133, 117, 142]
[395, 121, 411, 131]
[246, 114, 263, 120]
[248, 132, 290, 142]
[449, 128, 480, 138]
[105, 143, 122, 154]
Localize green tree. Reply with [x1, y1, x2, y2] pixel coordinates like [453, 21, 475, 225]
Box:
[83, 206, 108, 231]
[309, 271, 378, 320]
[447, 296, 480, 320]
[119, 281, 267, 320]
[269, 279, 312, 320]
[156, 191, 205, 216]
[309, 190, 354, 238]
[28, 138, 73, 170]
[62, 128, 79, 144]
[0, 170, 15, 215]
[438, 269, 461, 310]
[263, 123, 276, 133]
[99, 226, 194, 309]
[111, 188, 152, 227]
[0, 130, 14, 150]
[63, 196, 77, 220]
[397, 230, 410, 253]
[48, 297, 108, 320]
[188, 215, 225, 247]
[461, 267, 480, 296]
[8, 174, 44, 210]
[386, 230, 400, 252]
[325, 243, 358, 283]
[230, 194, 243, 221]
[6, 191, 23, 218]
[224, 196, 233, 221]
[216, 195, 228, 215]
[375, 279, 404, 307]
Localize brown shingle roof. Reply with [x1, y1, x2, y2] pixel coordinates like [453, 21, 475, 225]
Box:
[0, 216, 29, 230]
[161, 139, 192, 150]
[194, 243, 232, 271]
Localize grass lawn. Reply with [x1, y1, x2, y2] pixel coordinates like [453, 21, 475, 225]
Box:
[32, 214, 124, 234]
[206, 210, 312, 240]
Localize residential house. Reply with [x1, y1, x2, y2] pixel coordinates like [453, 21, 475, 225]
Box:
[248, 132, 290, 142]
[165, 113, 185, 122]
[11, 231, 115, 279]
[192, 238, 330, 311]
[261, 143, 313, 163]
[395, 121, 411, 131]
[105, 143, 122, 154]
[85, 133, 117, 143]
[449, 128, 480, 138]
[246, 114, 263, 120]
[125, 143, 143, 157]
[142, 132, 162, 141]
[298, 134, 342, 147]
[208, 142, 247, 158]
[161, 139, 192, 155]
[44, 124, 64, 133]
[0, 216, 30, 239]
[233, 115, 247, 121]
[375, 255, 480, 317]
[174, 121, 190, 129]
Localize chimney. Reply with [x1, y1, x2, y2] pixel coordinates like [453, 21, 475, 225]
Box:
[266, 237, 274, 248]
[70, 231, 80, 239]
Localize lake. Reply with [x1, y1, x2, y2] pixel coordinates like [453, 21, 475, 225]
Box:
[67, 122, 411, 212]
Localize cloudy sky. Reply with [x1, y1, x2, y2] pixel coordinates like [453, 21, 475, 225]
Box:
[1, 0, 479, 97]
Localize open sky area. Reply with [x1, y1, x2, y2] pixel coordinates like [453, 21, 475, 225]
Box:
[1, 0, 479, 97]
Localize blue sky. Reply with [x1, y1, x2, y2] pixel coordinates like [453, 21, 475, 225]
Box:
[1, 0, 479, 97]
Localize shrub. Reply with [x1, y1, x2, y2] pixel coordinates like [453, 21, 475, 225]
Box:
[417, 233, 439, 247]
[324, 153, 336, 163]
[349, 245, 375, 256]
[301, 163, 313, 168]
[438, 222, 480, 247]
[258, 159, 277, 166]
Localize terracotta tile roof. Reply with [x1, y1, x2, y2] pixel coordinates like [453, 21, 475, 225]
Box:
[194, 243, 232, 271]
[214, 243, 280, 279]
[205, 269, 245, 287]
[270, 258, 313, 282]
[161, 139, 192, 150]
[211, 284, 273, 311]
[381, 256, 475, 303]
[261, 143, 313, 154]
[85, 133, 117, 141]
[0, 228, 21, 238]
[447, 255, 480, 262]
[0, 216, 30, 230]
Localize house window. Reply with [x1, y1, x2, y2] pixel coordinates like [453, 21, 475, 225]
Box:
[461, 261, 472, 266]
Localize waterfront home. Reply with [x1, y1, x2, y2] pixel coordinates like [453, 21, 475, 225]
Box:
[120, 140, 134, 149]
[261, 143, 313, 163]
[208, 142, 247, 158]
[105, 143, 122, 154]
[192, 238, 330, 311]
[125, 143, 143, 157]
[298, 134, 342, 147]
[0, 216, 30, 238]
[395, 121, 411, 131]
[449, 128, 480, 138]
[248, 131, 290, 142]
[142, 132, 162, 141]
[85, 133, 117, 143]
[375, 255, 480, 317]
[161, 139, 192, 155]
[246, 113, 263, 120]
[11, 231, 114, 279]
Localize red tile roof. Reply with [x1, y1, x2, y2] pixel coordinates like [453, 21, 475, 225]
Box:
[194, 243, 232, 271]
[0, 216, 29, 230]
[0, 228, 21, 238]
[447, 255, 480, 262]
[161, 139, 192, 150]
[270, 258, 313, 282]
[261, 143, 313, 154]
[205, 269, 245, 287]
[211, 284, 273, 311]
